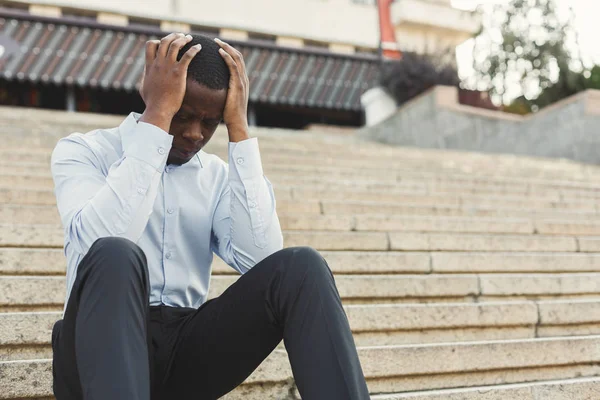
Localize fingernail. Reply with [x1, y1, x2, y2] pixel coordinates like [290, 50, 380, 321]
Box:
[186, 34, 192, 39]
[195, 44, 202, 49]
[214, 38, 221, 42]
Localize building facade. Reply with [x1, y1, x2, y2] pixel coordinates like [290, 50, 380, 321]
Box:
[0, 0, 479, 128]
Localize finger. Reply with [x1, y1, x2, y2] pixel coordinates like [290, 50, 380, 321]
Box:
[178, 43, 202, 69]
[215, 38, 248, 83]
[214, 38, 243, 63]
[158, 32, 184, 58]
[145, 40, 160, 66]
[168, 34, 193, 61]
[217, 46, 239, 79]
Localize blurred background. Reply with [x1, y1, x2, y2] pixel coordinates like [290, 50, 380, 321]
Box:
[1, 0, 597, 131]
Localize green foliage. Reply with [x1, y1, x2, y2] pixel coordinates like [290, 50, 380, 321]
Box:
[585, 65, 600, 90]
[470, 0, 595, 110]
[380, 52, 460, 106]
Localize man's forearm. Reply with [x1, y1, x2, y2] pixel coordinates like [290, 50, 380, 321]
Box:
[139, 108, 174, 133]
[227, 124, 250, 143]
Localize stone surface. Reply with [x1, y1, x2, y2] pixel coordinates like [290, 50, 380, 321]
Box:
[538, 324, 600, 338]
[278, 214, 353, 231]
[333, 275, 479, 300]
[345, 302, 537, 331]
[432, 252, 600, 273]
[578, 237, 600, 252]
[0, 360, 52, 398]
[354, 326, 535, 346]
[4, 338, 600, 398]
[0, 312, 59, 345]
[480, 273, 600, 296]
[538, 299, 600, 325]
[0, 248, 65, 275]
[360, 336, 600, 378]
[372, 377, 600, 399]
[0, 248, 432, 276]
[535, 220, 600, 235]
[319, 251, 431, 274]
[0, 224, 63, 248]
[0, 274, 481, 308]
[0, 277, 65, 306]
[390, 233, 577, 252]
[1, 225, 398, 250]
[284, 231, 389, 251]
[360, 85, 600, 165]
[0, 188, 56, 205]
[0, 302, 538, 349]
[355, 216, 533, 234]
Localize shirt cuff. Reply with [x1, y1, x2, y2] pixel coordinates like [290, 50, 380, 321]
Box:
[122, 121, 173, 171]
[229, 138, 264, 180]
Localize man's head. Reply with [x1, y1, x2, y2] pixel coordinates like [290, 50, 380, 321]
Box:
[167, 34, 230, 165]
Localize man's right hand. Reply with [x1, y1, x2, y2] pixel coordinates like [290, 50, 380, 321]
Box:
[139, 33, 202, 132]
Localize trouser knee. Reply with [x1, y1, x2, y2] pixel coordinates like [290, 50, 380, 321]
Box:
[79, 237, 149, 292]
[267, 246, 334, 291]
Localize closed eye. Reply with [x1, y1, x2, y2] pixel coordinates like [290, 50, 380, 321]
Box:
[204, 119, 220, 126]
[175, 113, 190, 122]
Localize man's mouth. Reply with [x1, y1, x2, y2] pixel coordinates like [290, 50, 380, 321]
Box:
[172, 147, 198, 159]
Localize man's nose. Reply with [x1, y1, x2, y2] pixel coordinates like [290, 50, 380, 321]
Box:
[183, 125, 204, 143]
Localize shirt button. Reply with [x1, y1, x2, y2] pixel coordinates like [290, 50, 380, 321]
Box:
[249, 201, 257, 208]
[158, 147, 165, 155]
[236, 157, 244, 165]
[165, 252, 172, 259]
[137, 188, 145, 194]
[167, 208, 174, 214]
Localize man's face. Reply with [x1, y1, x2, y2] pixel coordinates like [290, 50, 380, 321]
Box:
[167, 79, 227, 165]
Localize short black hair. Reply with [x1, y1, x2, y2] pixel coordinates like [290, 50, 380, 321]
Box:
[177, 33, 230, 91]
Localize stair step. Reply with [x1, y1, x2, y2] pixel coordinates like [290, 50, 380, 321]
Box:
[7, 224, 593, 252]
[0, 247, 432, 276]
[8, 205, 569, 235]
[4, 336, 600, 398]
[4, 299, 600, 359]
[371, 377, 600, 399]
[6, 248, 600, 276]
[4, 274, 600, 311]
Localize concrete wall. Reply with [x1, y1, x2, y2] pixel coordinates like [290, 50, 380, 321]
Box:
[360, 86, 600, 165]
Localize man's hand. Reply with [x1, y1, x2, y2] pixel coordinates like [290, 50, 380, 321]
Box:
[215, 38, 250, 143]
[139, 33, 202, 133]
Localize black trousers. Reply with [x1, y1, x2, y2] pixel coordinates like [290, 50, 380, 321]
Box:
[51, 237, 369, 400]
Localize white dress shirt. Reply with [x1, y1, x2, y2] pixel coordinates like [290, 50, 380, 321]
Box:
[51, 112, 283, 310]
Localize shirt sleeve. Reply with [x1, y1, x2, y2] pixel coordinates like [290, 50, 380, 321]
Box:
[51, 121, 173, 257]
[211, 137, 284, 273]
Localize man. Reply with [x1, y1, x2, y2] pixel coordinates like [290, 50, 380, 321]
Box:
[50, 32, 369, 400]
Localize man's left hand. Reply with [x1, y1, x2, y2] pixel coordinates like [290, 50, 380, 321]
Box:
[215, 38, 250, 142]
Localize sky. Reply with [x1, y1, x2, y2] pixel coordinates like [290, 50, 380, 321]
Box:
[450, 0, 600, 83]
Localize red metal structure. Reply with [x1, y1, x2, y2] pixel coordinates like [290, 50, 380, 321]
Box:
[377, 0, 402, 60]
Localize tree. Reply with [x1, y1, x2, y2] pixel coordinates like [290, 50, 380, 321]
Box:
[469, 0, 585, 110]
[380, 52, 460, 106]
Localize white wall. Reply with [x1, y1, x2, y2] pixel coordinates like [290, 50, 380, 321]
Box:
[9, 0, 380, 47]
[7, 0, 478, 51]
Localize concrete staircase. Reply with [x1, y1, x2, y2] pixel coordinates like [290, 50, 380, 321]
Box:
[1, 106, 600, 399]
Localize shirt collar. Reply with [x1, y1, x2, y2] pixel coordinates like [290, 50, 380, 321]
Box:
[121, 112, 203, 169]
